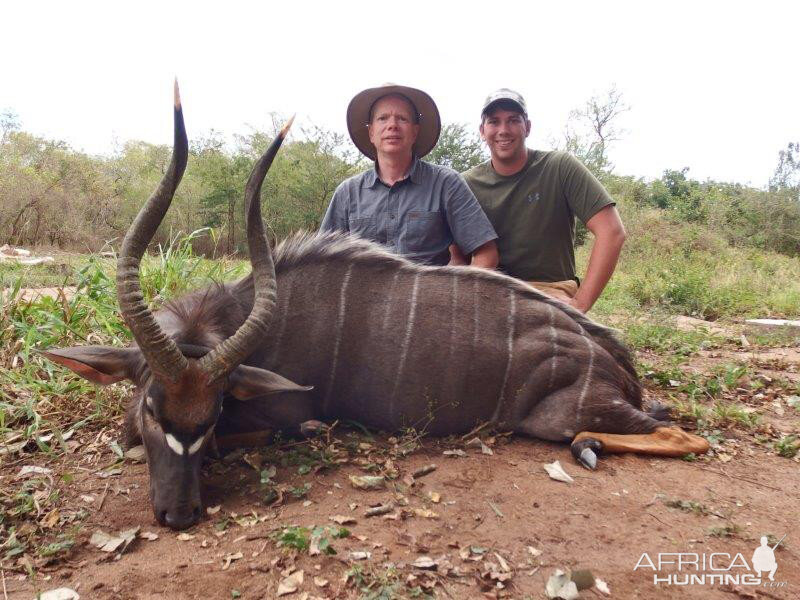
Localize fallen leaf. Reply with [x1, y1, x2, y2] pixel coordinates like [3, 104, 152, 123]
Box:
[38, 588, 80, 600]
[527, 546, 542, 558]
[16, 465, 52, 479]
[277, 569, 304, 596]
[364, 504, 393, 517]
[411, 464, 437, 478]
[494, 552, 511, 572]
[412, 508, 439, 519]
[349, 551, 371, 560]
[313, 576, 328, 588]
[412, 556, 437, 570]
[543, 461, 574, 484]
[206, 505, 221, 515]
[124, 445, 146, 462]
[348, 475, 385, 490]
[90, 527, 139, 554]
[176, 533, 196, 541]
[80, 495, 94, 503]
[465, 437, 494, 455]
[329, 515, 356, 525]
[443, 449, 466, 458]
[427, 491, 441, 503]
[595, 577, 611, 595]
[140, 531, 159, 541]
[222, 551, 244, 570]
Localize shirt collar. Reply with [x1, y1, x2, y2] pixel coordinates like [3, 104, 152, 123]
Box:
[363, 156, 422, 189]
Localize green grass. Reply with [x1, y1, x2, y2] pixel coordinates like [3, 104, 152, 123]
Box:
[580, 205, 800, 320]
[1, 231, 249, 563]
[774, 435, 799, 458]
[623, 320, 724, 355]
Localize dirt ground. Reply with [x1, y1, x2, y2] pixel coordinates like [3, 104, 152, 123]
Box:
[3, 345, 799, 600]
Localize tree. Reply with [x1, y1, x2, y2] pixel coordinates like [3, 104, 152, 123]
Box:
[425, 123, 486, 172]
[769, 141, 800, 200]
[558, 85, 629, 176]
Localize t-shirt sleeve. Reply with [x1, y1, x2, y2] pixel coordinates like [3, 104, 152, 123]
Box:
[558, 153, 615, 224]
[319, 182, 350, 233]
[442, 172, 498, 255]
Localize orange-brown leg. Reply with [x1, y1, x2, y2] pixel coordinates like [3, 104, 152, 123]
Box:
[571, 427, 710, 469]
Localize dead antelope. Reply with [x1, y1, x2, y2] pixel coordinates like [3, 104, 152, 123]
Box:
[44, 85, 709, 530]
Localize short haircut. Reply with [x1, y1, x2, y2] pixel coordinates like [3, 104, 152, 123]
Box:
[368, 94, 421, 124]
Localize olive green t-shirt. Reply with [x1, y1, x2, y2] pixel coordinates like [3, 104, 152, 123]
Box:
[462, 150, 614, 282]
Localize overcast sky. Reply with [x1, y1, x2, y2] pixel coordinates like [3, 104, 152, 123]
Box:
[3, 1, 797, 187]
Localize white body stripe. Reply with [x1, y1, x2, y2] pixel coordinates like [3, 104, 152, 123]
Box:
[165, 433, 185, 456]
[472, 279, 481, 347]
[323, 264, 353, 411]
[576, 333, 595, 418]
[547, 304, 558, 391]
[381, 271, 400, 332]
[267, 280, 293, 363]
[390, 273, 420, 417]
[492, 292, 516, 422]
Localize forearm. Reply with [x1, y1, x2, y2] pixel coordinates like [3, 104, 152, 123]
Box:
[448, 244, 469, 266]
[468, 241, 499, 269]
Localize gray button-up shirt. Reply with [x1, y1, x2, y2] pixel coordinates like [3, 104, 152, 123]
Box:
[319, 158, 497, 265]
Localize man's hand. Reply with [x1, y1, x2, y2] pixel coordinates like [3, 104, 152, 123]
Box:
[566, 296, 591, 313]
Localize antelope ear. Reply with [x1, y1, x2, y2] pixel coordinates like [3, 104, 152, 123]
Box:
[228, 365, 313, 401]
[40, 347, 140, 385]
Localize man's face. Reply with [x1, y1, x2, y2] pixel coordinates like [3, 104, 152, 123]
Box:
[480, 107, 531, 163]
[368, 94, 420, 159]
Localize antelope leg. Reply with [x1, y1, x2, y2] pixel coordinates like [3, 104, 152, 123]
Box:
[572, 426, 710, 458]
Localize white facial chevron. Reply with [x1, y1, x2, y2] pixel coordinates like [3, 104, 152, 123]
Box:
[165, 433, 185, 455]
[165, 430, 209, 456]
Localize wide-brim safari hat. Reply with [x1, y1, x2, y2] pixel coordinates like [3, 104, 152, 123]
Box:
[346, 83, 441, 161]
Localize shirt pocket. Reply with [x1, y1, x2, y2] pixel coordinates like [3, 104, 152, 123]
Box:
[348, 216, 377, 241]
[404, 210, 446, 253]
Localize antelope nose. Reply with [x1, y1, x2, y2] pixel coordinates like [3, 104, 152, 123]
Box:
[162, 505, 201, 530]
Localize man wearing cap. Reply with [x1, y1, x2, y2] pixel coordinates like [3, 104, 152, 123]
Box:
[320, 84, 499, 268]
[459, 89, 626, 313]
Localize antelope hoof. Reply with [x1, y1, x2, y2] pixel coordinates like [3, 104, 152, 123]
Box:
[299, 419, 328, 438]
[571, 438, 603, 470]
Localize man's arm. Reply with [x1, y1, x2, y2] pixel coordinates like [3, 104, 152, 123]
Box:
[569, 205, 626, 313]
[448, 241, 498, 269]
[442, 172, 498, 268]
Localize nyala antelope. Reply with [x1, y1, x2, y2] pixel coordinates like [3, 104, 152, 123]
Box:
[44, 84, 709, 529]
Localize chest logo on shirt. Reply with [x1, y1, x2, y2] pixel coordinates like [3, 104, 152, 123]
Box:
[526, 192, 540, 204]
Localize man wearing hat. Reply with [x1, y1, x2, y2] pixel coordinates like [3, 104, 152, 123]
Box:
[459, 89, 627, 312]
[320, 84, 499, 268]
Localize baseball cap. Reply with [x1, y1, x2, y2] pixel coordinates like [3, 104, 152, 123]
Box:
[481, 88, 527, 117]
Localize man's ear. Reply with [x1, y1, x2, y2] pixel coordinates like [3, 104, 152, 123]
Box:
[228, 364, 313, 401]
[525, 118, 531, 137]
[479, 122, 486, 142]
[41, 347, 140, 385]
